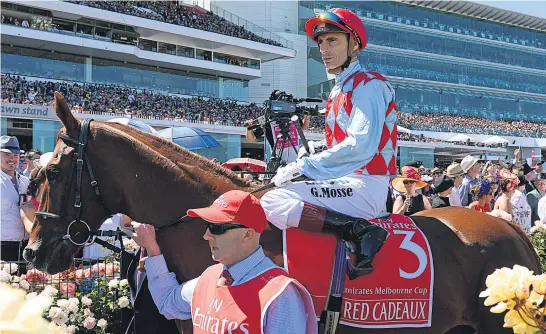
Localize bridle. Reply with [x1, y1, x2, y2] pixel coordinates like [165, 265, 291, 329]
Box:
[35, 119, 111, 248]
[33, 118, 282, 261]
[33, 119, 194, 258]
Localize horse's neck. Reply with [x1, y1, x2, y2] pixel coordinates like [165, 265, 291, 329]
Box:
[108, 130, 274, 280]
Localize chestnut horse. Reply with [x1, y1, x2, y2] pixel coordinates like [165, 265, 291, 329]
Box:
[26, 93, 540, 334]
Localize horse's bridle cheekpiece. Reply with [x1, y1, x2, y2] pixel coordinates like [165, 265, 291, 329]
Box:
[34, 119, 191, 258]
[35, 119, 110, 248]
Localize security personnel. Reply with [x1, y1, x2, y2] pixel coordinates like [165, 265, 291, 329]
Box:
[121, 190, 317, 333]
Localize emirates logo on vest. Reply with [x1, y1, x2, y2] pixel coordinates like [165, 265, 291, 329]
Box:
[193, 295, 250, 334]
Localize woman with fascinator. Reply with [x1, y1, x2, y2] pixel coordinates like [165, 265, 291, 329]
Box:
[494, 169, 532, 233]
[467, 180, 493, 213]
[392, 166, 432, 215]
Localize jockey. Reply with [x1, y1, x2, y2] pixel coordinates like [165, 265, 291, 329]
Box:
[261, 8, 397, 276]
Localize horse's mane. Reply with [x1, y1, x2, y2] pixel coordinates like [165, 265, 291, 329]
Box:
[93, 121, 256, 198]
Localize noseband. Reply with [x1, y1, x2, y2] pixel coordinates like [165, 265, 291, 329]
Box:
[35, 119, 107, 247]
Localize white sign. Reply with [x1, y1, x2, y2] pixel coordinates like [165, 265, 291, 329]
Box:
[1, 103, 57, 120]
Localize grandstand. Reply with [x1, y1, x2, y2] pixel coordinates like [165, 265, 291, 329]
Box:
[1, 0, 545, 167]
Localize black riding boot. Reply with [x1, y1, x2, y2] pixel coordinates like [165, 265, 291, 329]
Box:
[299, 203, 389, 279]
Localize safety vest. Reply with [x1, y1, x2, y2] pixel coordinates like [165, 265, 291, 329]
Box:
[191, 264, 316, 334]
[324, 70, 398, 176]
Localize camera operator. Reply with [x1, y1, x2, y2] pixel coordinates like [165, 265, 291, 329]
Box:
[245, 90, 313, 164]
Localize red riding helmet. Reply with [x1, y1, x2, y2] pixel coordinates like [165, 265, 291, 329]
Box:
[305, 8, 367, 51]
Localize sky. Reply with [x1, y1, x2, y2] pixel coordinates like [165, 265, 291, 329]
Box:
[475, 1, 546, 20]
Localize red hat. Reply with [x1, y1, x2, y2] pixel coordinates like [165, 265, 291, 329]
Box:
[305, 8, 367, 51]
[187, 190, 267, 233]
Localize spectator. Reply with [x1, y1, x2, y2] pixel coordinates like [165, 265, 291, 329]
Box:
[0, 136, 30, 272]
[527, 174, 546, 224]
[431, 175, 454, 208]
[446, 163, 464, 207]
[459, 156, 481, 207]
[22, 149, 42, 178]
[392, 166, 432, 215]
[494, 169, 520, 227]
[511, 176, 533, 233]
[468, 180, 493, 213]
[486, 175, 500, 208]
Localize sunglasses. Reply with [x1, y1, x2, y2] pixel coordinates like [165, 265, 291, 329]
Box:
[403, 180, 416, 185]
[317, 12, 362, 48]
[206, 222, 247, 235]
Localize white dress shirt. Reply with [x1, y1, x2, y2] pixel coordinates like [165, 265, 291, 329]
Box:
[538, 196, 546, 222]
[449, 186, 462, 207]
[1, 170, 30, 241]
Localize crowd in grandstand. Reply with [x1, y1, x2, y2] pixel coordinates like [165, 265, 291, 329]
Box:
[398, 111, 546, 138]
[364, 61, 545, 94]
[64, 0, 283, 47]
[2, 74, 545, 139]
[315, 3, 545, 50]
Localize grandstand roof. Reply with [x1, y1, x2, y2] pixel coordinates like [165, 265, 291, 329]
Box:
[398, 0, 546, 32]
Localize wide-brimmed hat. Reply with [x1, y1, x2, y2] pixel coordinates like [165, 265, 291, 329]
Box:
[518, 176, 529, 187]
[460, 155, 479, 173]
[430, 167, 442, 175]
[404, 161, 421, 168]
[391, 166, 428, 193]
[434, 175, 454, 193]
[446, 163, 464, 178]
[0, 136, 21, 154]
[521, 163, 533, 176]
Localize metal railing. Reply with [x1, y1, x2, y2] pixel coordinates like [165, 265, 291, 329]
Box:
[210, 4, 293, 49]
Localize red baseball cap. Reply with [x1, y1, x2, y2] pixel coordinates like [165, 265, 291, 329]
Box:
[187, 190, 267, 233]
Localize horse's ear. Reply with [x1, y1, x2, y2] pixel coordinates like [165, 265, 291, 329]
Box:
[54, 92, 79, 134]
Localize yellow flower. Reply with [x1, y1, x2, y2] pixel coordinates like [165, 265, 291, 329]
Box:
[0, 283, 60, 334]
[516, 284, 531, 300]
[531, 274, 546, 294]
[512, 322, 541, 334]
[525, 290, 544, 310]
[490, 300, 516, 314]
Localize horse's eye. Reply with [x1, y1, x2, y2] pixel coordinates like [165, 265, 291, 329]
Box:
[45, 167, 60, 180]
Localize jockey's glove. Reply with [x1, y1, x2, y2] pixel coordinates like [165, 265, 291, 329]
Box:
[272, 159, 305, 187]
[297, 140, 328, 159]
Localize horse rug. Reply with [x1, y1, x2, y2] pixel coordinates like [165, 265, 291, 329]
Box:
[283, 214, 434, 329]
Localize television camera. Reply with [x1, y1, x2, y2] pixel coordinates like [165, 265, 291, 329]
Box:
[245, 90, 322, 179]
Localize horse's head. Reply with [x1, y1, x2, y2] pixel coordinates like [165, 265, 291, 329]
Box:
[24, 93, 115, 273]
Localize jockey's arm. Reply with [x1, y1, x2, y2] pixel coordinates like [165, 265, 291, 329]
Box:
[300, 80, 394, 180]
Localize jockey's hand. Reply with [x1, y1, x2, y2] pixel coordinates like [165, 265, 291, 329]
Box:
[297, 141, 316, 159]
[271, 160, 304, 187]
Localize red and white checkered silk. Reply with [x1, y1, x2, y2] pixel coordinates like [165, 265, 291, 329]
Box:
[324, 70, 398, 176]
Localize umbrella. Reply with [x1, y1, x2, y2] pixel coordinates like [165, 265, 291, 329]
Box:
[222, 158, 266, 172]
[156, 127, 221, 150]
[482, 136, 509, 144]
[448, 134, 474, 142]
[107, 118, 157, 134]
